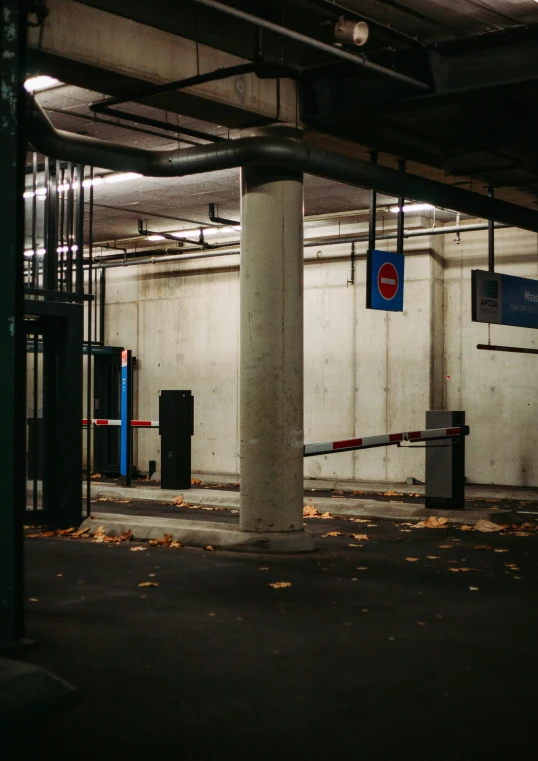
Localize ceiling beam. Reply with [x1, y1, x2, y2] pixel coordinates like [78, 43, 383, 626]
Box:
[27, 0, 297, 128]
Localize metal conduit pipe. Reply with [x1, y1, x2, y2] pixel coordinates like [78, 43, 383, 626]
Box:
[91, 222, 512, 269]
[27, 97, 538, 233]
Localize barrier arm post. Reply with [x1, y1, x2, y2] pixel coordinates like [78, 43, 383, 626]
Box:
[120, 349, 133, 487]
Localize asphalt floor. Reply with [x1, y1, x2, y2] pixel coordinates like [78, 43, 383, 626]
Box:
[5, 509, 538, 760]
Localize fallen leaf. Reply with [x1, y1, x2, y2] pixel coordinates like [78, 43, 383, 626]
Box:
[130, 546, 147, 552]
[320, 512, 332, 519]
[191, 478, 201, 485]
[149, 534, 175, 547]
[56, 573, 62, 577]
[513, 531, 531, 537]
[348, 544, 363, 547]
[438, 545, 453, 549]
[367, 524, 377, 528]
[93, 526, 132, 544]
[332, 490, 344, 496]
[459, 525, 474, 531]
[322, 531, 344, 537]
[204, 545, 216, 551]
[269, 582, 292, 589]
[356, 566, 368, 571]
[474, 545, 492, 551]
[427, 556, 440, 559]
[448, 567, 477, 573]
[416, 621, 426, 626]
[259, 567, 269, 571]
[27, 530, 55, 538]
[405, 557, 420, 562]
[413, 516, 448, 529]
[381, 490, 399, 496]
[350, 518, 370, 523]
[29, 597, 39, 602]
[409, 493, 421, 498]
[469, 586, 479, 591]
[56, 527, 75, 536]
[93, 526, 107, 543]
[475, 519, 506, 533]
[71, 527, 90, 539]
[173, 495, 191, 507]
[349, 533, 369, 540]
[400, 529, 412, 533]
[138, 581, 159, 588]
[494, 548, 509, 553]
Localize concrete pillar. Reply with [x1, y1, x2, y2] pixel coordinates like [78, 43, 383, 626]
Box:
[239, 128, 313, 550]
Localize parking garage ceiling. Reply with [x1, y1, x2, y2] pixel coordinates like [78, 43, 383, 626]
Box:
[27, 0, 538, 248]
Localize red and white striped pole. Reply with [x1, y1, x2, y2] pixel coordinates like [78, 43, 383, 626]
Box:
[303, 426, 469, 457]
[82, 419, 159, 428]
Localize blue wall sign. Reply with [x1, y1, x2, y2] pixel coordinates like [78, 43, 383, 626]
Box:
[472, 270, 538, 329]
[120, 349, 130, 478]
[367, 249, 405, 312]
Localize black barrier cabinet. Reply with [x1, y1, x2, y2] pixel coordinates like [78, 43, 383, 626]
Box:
[425, 411, 465, 510]
[159, 390, 194, 490]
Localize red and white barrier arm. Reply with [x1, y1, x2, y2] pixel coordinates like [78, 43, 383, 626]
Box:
[303, 426, 469, 457]
[82, 419, 159, 428]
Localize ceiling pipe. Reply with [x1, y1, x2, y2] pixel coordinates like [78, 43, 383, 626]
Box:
[27, 97, 538, 233]
[90, 61, 303, 117]
[189, 0, 430, 91]
[90, 221, 512, 269]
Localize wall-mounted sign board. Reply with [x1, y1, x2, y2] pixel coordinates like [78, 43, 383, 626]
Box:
[472, 270, 538, 329]
[367, 249, 404, 312]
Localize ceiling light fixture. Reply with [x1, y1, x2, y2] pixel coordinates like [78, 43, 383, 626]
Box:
[389, 203, 435, 213]
[102, 172, 143, 184]
[170, 226, 241, 238]
[24, 75, 62, 92]
[147, 234, 166, 241]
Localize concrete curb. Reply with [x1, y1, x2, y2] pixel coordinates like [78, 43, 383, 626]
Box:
[81, 513, 317, 553]
[90, 484, 492, 525]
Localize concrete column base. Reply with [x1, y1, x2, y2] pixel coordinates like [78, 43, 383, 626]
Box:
[81, 514, 316, 553]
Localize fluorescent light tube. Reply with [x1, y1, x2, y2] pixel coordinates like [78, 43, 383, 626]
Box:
[24, 75, 62, 92]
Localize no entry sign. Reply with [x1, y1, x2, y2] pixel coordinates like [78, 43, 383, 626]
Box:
[378, 262, 399, 300]
[367, 249, 405, 312]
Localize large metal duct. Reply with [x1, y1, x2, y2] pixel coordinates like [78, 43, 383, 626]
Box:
[27, 97, 538, 233]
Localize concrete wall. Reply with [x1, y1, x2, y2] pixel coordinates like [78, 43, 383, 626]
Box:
[100, 220, 538, 487]
[444, 226, 538, 486]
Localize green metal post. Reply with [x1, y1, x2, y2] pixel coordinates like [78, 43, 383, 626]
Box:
[0, 0, 27, 643]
